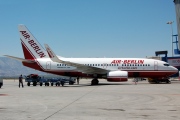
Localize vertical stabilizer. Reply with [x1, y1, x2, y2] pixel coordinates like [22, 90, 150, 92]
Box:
[18, 25, 48, 59]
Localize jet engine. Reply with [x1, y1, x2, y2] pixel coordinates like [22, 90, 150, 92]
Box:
[107, 71, 128, 82]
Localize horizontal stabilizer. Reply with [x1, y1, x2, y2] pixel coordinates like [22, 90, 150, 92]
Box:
[4, 55, 36, 63]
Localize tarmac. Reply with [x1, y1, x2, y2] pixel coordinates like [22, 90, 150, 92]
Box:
[0, 79, 180, 120]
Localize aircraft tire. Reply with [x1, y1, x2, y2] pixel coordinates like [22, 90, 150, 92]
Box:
[91, 79, 99, 85]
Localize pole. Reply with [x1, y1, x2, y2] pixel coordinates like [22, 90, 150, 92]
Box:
[171, 22, 174, 57]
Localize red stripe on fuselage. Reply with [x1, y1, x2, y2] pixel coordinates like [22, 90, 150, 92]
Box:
[23, 62, 177, 79]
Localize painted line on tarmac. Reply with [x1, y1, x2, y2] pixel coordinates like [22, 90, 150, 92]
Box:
[44, 86, 99, 120]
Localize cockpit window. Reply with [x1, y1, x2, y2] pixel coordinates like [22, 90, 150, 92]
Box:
[164, 64, 169, 66]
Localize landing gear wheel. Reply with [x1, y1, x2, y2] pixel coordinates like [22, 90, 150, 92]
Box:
[91, 79, 99, 85]
[40, 82, 43, 86]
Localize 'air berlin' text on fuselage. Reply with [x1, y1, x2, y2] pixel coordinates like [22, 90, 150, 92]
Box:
[20, 31, 46, 58]
[111, 60, 144, 64]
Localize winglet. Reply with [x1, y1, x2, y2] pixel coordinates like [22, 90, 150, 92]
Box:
[44, 44, 63, 63]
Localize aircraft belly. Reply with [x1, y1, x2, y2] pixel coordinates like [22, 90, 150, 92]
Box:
[128, 71, 176, 78]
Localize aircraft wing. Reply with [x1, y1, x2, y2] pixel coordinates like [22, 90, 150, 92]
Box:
[44, 44, 109, 74]
[4, 55, 36, 63]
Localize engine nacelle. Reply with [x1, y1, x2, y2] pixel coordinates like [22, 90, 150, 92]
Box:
[107, 71, 128, 82]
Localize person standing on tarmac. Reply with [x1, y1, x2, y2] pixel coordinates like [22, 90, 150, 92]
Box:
[19, 74, 24, 88]
[77, 77, 79, 84]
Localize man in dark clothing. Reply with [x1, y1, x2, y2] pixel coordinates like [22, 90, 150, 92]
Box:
[77, 77, 79, 84]
[19, 75, 24, 88]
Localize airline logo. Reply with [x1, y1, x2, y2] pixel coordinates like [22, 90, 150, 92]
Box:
[20, 31, 46, 58]
[111, 60, 144, 64]
[46, 47, 54, 58]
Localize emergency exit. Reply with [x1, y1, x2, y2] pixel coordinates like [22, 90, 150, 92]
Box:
[46, 61, 51, 70]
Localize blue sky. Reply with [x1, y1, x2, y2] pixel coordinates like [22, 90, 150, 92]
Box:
[0, 0, 177, 58]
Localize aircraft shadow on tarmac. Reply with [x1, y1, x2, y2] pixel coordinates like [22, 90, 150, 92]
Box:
[63, 83, 131, 87]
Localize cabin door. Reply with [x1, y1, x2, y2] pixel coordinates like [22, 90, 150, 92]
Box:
[154, 61, 158, 70]
[46, 61, 51, 70]
[103, 63, 107, 69]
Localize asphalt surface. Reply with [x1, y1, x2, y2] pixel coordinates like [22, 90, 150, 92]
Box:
[0, 79, 180, 120]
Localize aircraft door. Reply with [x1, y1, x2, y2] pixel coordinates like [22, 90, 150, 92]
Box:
[154, 61, 158, 70]
[46, 61, 51, 70]
[103, 63, 107, 69]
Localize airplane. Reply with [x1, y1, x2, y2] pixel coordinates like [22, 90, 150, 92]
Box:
[4, 25, 178, 85]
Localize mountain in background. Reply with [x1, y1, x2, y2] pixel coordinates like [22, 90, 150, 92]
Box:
[0, 57, 47, 77]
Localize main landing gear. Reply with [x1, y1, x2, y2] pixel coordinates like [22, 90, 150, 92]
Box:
[148, 78, 171, 84]
[91, 78, 99, 85]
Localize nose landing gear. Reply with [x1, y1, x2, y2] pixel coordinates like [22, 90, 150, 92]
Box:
[91, 78, 99, 85]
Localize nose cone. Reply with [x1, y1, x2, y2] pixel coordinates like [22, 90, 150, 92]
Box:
[171, 66, 178, 74]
